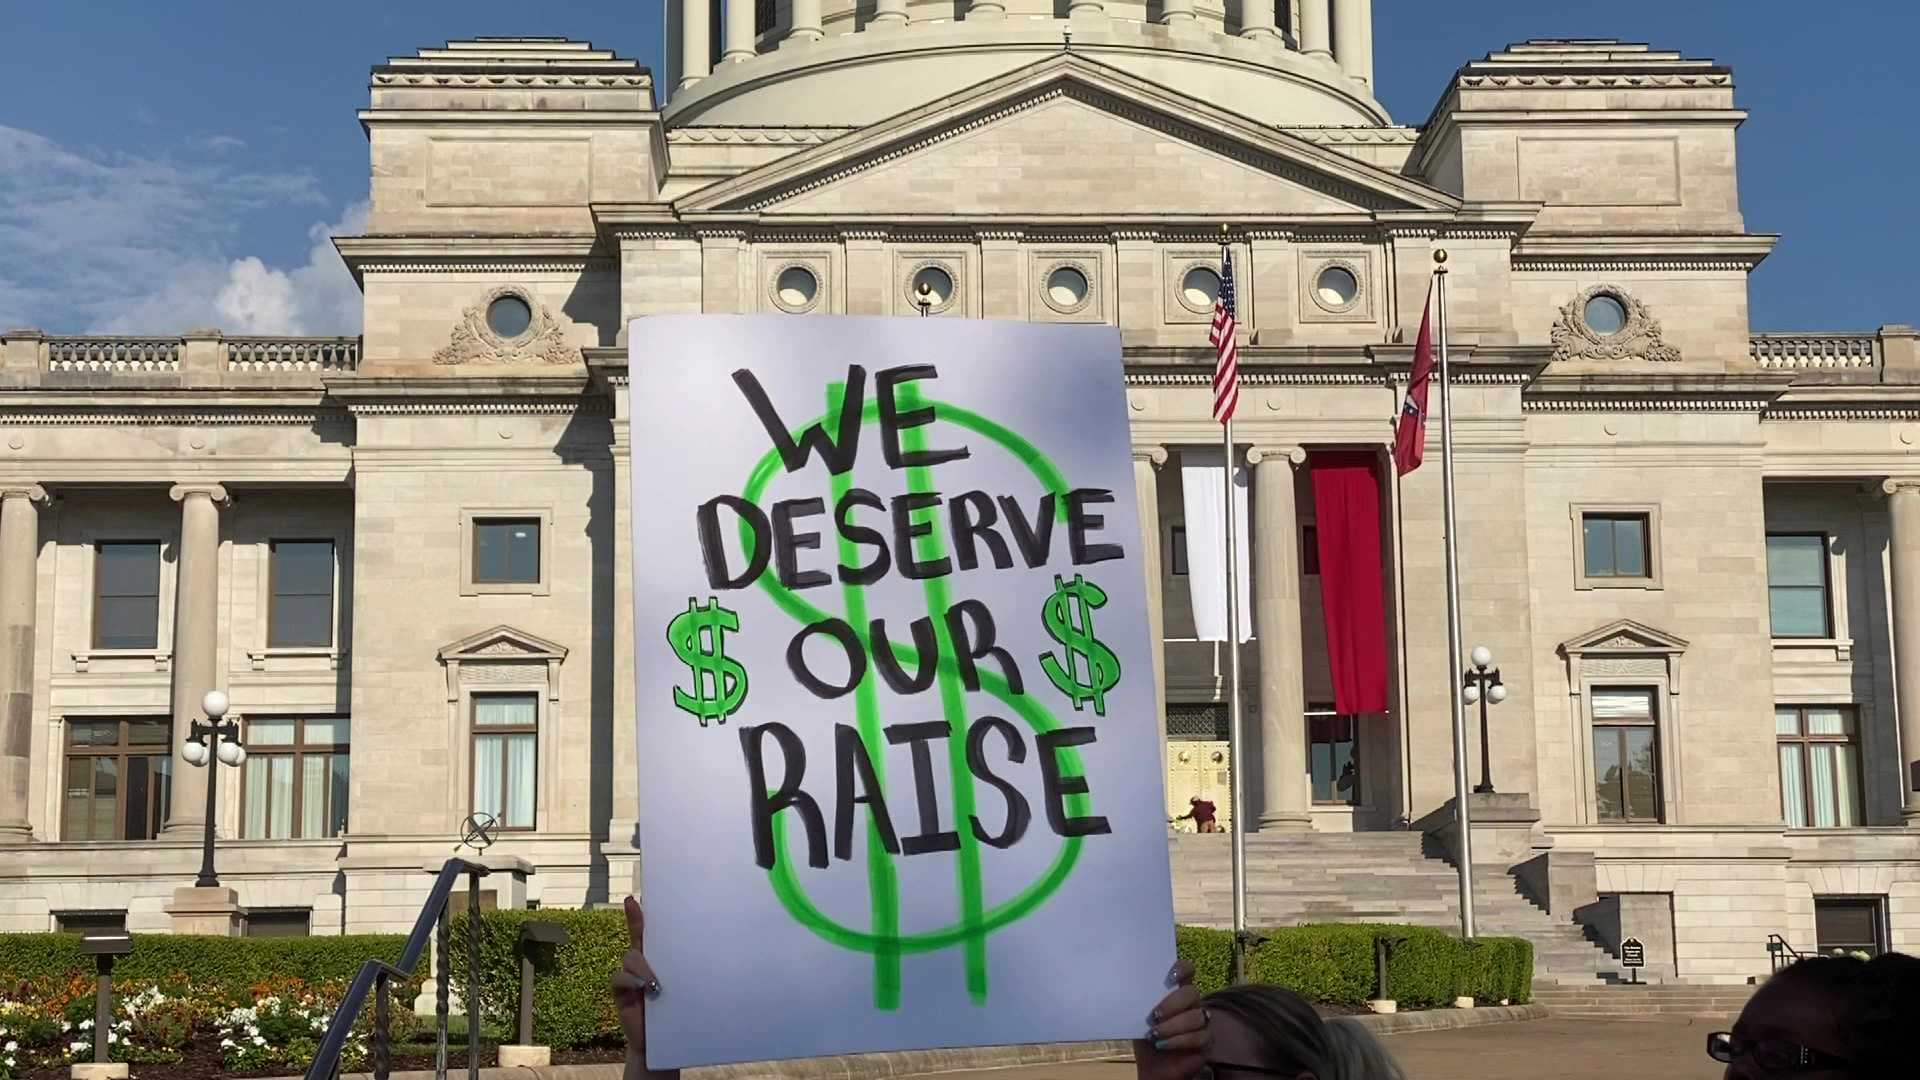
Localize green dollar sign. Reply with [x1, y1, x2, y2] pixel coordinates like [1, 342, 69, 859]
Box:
[666, 596, 749, 725]
[1039, 573, 1123, 716]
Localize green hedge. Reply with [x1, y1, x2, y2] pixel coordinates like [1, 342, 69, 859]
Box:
[0, 932, 410, 993]
[447, 908, 629, 1050]
[1175, 924, 1533, 1008]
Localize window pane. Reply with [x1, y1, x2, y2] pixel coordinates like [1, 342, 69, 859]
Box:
[244, 756, 272, 839]
[1780, 744, 1808, 828]
[475, 694, 538, 727]
[1582, 518, 1616, 577]
[301, 755, 327, 839]
[127, 718, 170, 745]
[1832, 745, 1861, 828]
[475, 520, 540, 584]
[505, 733, 536, 828]
[1776, 708, 1802, 736]
[1624, 727, 1659, 820]
[91, 757, 118, 839]
[271, 541, 334, 596]
[1169, 526, 1188, 575]
[1815, 899, 1881, 955]
[474, 735, 504, 820]
[1593, 730, 1624, 821]
[65, 759, 98, 840]
[1806, 707, 1853, 736]
[69, 720, 117, 747]
[1611, 518, 1647, 577]
[125, 756, 154, 840]
[249, 719, 296, 746]
[1766, 536, 1826, 587]
[303, 717, 349, 745]
[96, 543, 160, 596]
[1770, 587, 1828, 638]
[329, 752, 350, 837]
[269, 756, 293, 840]
[270, 594, 333, 648]
[1591, 688, 1655, 721]
[95, 596, 159, 650]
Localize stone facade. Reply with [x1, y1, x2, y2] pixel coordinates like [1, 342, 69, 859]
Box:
[1, 14, 1916, 984]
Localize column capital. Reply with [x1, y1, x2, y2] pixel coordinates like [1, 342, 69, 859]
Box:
[1245, 444, 1307, 467]
[0, 483, 48, 506]
[1884, 478, 1920, 498]
[1131, 445, 1168, 467]
[169, 483, 231, 507]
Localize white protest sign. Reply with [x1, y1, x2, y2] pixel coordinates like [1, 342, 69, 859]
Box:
[629, 315, 1175, 1069]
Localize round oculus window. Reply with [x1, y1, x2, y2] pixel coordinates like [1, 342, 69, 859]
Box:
[910, 265, 954, 309]
[1315, 265, 1359, 309]
[1046, 266, 1090, 310]
[1583, 293, 1628, 336]
[1181, 266, 1222, 311]
[775, 266, 819, 311]
[485, 295, 533, 339]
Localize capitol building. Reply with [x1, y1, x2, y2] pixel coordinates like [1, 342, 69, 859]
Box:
[2, 0, 1916, 989]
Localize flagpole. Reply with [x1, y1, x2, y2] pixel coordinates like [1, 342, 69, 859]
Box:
[1223, 412, 1249, 981]
[1434, 249, 1477, 940]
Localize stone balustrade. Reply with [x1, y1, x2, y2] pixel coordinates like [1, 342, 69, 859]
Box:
[224, 336, 361, 371]
[1749, 331, 1881, 371]
[44, 336, 181, 372]
[1, 329, 360, 383]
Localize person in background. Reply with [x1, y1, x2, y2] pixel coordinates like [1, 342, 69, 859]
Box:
[1177, 796, 1220, 833]
[1324, 1017, 1405, 1080]
[1138, 978, 1338, 1080]
[1709, 951, 1918, 1078]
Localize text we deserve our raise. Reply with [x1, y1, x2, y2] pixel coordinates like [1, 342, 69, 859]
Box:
[699, 362, 1123, 870]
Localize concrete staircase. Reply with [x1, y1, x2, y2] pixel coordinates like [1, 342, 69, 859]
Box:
[1169, 832, 1620, 986]
[1529, 982, 1755, 1019]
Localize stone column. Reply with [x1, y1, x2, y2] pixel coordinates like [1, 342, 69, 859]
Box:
[1884, 478, 1920, 823]
[871, 0, 909, 26]
[1132, 448, 1169, 759]
[0, 484, 48, 842]
[161, 483, 229, 837]
[678, 0, 711, 90]
[1297, 0, 1331, 58]
[722, 0, 756, 62]
[1240, 0, 1278, 40]
[1161, 0, 1195, 23]
[1332, 0, 1366, 81]
[787, 0, 824, 43]
[970, 0, 1007, 18]
[1248, 446, 1310, 830]
[608, 384, 641, 872]
[1067, 0, 1104, 17]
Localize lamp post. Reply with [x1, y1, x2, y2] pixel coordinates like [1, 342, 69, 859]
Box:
[181, 690, 244, 889]
[915, 280, 934, 317]
[1460, 645, 1506, 795]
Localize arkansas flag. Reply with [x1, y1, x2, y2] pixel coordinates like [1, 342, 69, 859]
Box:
[1392, 287, 1435, 476]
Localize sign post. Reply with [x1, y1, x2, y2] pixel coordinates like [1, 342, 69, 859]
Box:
[1621, 936, 1645, 984]
[628, 315, 1177, 1069]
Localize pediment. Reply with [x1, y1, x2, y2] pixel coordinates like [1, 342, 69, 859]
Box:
[676, 55, 1458, 220]
[438, 625, 569, 663]
[1558, 619, 1689, 657]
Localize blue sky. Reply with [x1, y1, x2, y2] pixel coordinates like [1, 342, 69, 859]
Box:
[1, 1, 1912, 334]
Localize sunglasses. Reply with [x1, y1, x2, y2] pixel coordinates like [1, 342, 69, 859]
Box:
[1706, 1031, 1853, 1072]
[1200, 1064, 1300, 1079]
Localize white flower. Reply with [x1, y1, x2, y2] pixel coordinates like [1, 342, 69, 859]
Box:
[221, 1037, 234, 1048]
[4, 1039, 15, 1051]
[78, 1019, 93, 1030]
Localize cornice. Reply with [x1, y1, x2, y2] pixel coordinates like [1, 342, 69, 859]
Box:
[371, 71, 651, 91]
[1282, 126, 1422, 145]
[0, 407, 344, 427]
[1524, 372, 1792, 413]
[1457, 72, 1732, 90]
[668, 125, 856, 145]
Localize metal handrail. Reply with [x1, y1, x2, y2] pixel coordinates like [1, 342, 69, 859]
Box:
[1766, 933, 1803, 973]
[306, 858, 491, 1080]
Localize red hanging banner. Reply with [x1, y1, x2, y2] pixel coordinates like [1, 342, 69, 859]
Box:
[1309, 450, 1389, 715]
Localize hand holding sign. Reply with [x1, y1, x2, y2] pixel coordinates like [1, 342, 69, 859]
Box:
[630, 315, 1175, 1067]
[610, 897, 672, 1078]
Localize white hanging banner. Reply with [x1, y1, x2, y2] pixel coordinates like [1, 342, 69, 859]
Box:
[1179, 449, 1252, 642]
[628, 314, 1177, 1069]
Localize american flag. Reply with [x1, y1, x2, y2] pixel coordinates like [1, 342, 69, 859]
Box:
[1210, 246, 1239, 423]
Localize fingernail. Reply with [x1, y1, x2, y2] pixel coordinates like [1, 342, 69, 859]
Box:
[643, 979, 662, 999]
[1153, 1040, 1170, 1051]
[1148, 1008, 1162, 1024]
[1165, 965, 1181, 987]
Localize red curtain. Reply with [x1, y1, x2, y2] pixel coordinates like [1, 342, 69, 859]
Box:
[1309, 451, 1389, 715]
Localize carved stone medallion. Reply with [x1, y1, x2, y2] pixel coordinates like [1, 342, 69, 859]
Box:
[433, 286, 581, 366]
[1550, 285, 1681, 364]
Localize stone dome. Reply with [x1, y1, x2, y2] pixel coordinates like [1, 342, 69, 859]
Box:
[662, 1, 1388, 128]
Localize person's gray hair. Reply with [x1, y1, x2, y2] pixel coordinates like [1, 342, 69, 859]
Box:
[1324, 1017, 1406, 1080]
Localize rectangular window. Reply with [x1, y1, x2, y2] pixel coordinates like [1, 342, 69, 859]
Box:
[1766, 535, 1831, 638]
[55, 911, 128, 935]
[473, 519, 541, 584]
[1592, 688, 1661, 823]
[242, 717, 349, 839]
[1776, 706, 1861, 828]
[63, 718, 172, 840]
[1580, 515, 1650, 579]
[1169, 526, 1188, 576]
[1307, 709, 1359, 805]
[244, 909, 312, 938]
[1814, 898, 1883, 957]
[472, 693, 537, 830]
[93, 542, 161, 649]
[269, 540, 335, 647]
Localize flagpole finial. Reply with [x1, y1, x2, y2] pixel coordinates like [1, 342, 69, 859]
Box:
[1433, 248, 1449, 265]
[1221, 223, 1230, 235]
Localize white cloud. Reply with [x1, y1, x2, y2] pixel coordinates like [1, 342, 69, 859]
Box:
[0, 125, 364, 336]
